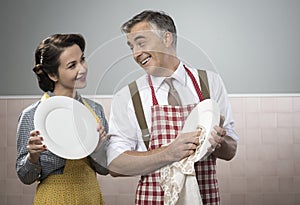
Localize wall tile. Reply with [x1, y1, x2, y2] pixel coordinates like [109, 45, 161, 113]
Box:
[245, 113, 260, 128]
[294, 113, 300, 128]
[0, 194, 7, 205]
[246, 144, 262, 161]
[245, 161, 263, 177]
[261, 97, 276, 113]
[216, 160, 231, 178]
[295, 159, 300, 176]
[276, 160, 295, 176]
[229, 177, 246, 194]
[245, 98, 260, 113]
[259, 113, 277, 128]
[245, 128, 261, 145]
[260, 160, 277, 176]
[293, 97, 300, 112]
[262, 193, 280, 205]
[276, 193, 296, 205]
[261, 177, 279, 192]
[229, 97, 244, 113]
[21, 195, 35, 205]
[7, 195, 22, 205]
[5, 179, 23, 194]
[294, 128, 300, 144]
[296, 193, 300, 205]
[261, 128, 278, 145]
[246, 176, 262, 193]
[277, 128, 293, 145]
[261, 144, 278, 161]
[116, 194, 135, 205]
[246, 193, 263, 205]
[278, 145, 294, 160]
[235, 127, 244, 145]
[295, 177, 300, 193]
[277, 113, 293, 128]
[279, 177, 294, 193]
[276, 98, 293, 113]
[229, 159, 245, 177]
[294, 144, 300, 160]
[218, 177, 230, 194]
[231, 194, 245, 205]
[219, 193, 231, 205]
[233, 144, 245, 161]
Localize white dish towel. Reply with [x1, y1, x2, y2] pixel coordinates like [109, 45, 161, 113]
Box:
[160, 128, 206, 205]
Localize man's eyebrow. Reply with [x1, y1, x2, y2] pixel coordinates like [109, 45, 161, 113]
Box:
[127, 35, 146, 47]
[133, 35, 145, 42]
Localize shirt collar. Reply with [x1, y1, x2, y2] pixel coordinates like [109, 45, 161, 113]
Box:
[150, 62, 187, 92]
[46, 91, 82, 102]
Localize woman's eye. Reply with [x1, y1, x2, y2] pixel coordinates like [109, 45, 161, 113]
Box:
[81, 56, 86, 62]
[68, 63, 76, 69]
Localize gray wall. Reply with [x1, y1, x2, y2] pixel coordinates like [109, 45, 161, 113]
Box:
[1, 0, 299, 95]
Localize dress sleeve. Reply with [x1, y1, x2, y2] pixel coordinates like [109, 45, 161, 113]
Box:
[85, 98, 110, 175]
[16, 108, 42, 184]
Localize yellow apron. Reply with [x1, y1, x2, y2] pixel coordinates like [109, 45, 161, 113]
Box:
[34, 93, 105, 205]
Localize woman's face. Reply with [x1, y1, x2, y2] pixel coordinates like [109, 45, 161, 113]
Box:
[50, 44, 88, 93]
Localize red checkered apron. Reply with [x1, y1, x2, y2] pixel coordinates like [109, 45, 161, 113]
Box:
[135, 67, 220, 205]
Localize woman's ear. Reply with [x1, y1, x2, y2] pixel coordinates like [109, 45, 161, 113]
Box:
[48, 73, 58, 82]
[163, 32, 174, 48]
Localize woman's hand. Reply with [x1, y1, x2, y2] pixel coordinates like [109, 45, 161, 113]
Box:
[95, 122, 110, 151]
[27, 130, 47, 164]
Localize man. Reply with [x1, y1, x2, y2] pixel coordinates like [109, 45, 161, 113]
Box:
[107, 10, 238, 205]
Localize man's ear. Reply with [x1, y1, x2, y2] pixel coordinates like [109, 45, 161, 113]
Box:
[163, 31, 174, 48]
[48, 73, 58, 82]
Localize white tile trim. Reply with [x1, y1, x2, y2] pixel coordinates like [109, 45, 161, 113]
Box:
[0, 93, 300, 99]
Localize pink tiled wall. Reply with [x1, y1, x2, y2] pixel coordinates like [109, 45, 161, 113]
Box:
[0, 96, 299, 205]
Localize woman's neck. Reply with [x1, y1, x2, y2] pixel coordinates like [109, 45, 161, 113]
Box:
[52, 89, 76, 98]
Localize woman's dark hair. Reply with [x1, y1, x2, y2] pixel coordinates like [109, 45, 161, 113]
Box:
[32, 33, 85, 92]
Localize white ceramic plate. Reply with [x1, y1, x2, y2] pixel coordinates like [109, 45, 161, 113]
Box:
[181, 99, 220, 161]
[34, 96, 99, 159]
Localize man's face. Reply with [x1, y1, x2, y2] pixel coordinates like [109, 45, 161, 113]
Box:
[126, 21, 171, 76]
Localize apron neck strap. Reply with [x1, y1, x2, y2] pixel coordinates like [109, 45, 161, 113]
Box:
[147, 65, 204, 105]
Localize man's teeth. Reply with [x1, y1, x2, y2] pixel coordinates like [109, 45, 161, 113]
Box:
[141, 57, 150, 65]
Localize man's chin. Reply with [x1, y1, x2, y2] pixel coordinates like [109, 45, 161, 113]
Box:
[143, 66, 174, 77]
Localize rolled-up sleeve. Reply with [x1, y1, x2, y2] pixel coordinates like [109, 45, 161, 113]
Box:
[208, 71, 239, 142]
[106, 86, 146, 165]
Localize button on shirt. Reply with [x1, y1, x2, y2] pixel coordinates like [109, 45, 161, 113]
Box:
[107, 62, 238, 165]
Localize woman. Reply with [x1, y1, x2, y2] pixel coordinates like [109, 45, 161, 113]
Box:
[16, 33, 108, 204]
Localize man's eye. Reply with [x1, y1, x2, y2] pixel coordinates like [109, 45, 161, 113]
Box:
[138, 42, 145, 47]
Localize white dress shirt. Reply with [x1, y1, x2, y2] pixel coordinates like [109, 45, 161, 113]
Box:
[107, 62, 238, 165]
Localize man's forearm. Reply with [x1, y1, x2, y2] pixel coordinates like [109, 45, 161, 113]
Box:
[108, 147, 173, 176]
[212, 135, 237, 160]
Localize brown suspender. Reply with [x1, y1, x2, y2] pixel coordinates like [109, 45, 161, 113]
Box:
[129, 70, 210, 149]
[128, 81, 151, 148]
[198, 70, 210, 99]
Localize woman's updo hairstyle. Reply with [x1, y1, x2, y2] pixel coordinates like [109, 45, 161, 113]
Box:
[32, 33, 85, 92]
